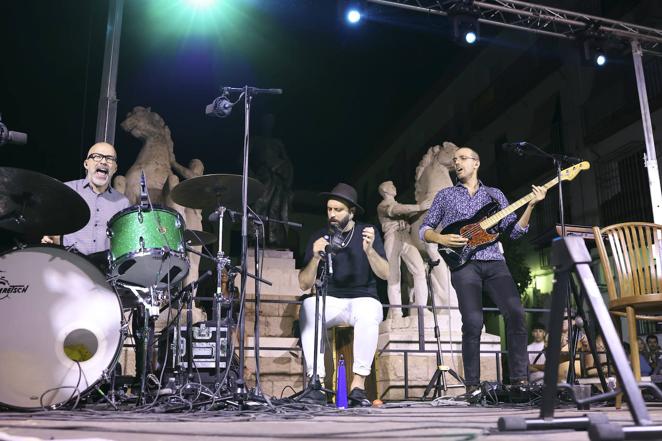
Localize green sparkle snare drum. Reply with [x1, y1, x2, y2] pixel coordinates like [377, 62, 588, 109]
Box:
[107, 205, 188, 289]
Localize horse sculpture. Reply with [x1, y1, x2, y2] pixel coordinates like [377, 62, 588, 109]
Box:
[408, 142, 459, 317]
[119, 106, 175, 205]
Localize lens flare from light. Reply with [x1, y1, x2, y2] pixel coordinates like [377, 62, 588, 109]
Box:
[185, 0, 216, 8]
[465, 31, 477, 44]
[346, 9, 361, 24]
[596, 54, 607, 66]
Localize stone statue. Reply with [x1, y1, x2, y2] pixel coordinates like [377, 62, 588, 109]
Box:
[377, 181, 430, 320]
[115, 106, 207, 324]
[119, 106, 175, 205]
[409, 142, 459, 316]
[249, 114, 293, 248]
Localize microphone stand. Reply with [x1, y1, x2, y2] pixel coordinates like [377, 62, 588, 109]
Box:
[422, 259, 464, 399]
[293, 257, 335, 404]
[509, 143, 606, 397]
[206, 85, 280, 406]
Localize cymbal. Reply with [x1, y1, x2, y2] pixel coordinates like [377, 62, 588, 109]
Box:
[184, 229, 217, 247]
[0, 167, 90, 236]
[170, 174, 264, 211]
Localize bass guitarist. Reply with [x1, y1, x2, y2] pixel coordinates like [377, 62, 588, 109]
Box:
[419, 146, 547, 398]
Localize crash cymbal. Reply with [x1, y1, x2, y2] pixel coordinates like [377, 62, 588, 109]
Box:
[184, 229, 217, 247]
[170, 174, 264, 211]
[0, 167, 90, 236]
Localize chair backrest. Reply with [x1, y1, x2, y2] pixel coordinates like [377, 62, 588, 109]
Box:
[593, 222, 662, 303]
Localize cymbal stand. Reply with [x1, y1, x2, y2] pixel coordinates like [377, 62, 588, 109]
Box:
[210, 205, 233, 393]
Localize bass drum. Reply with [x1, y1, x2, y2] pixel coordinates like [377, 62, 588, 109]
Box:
[0, 246, 123, 410]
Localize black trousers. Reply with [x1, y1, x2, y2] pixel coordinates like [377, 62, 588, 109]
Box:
[451, 260, 528, 385]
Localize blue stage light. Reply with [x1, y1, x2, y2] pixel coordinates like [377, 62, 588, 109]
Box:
[346, 8, 361, 24]
[596, 54, 607, 66]
[465, 31, 477, 44]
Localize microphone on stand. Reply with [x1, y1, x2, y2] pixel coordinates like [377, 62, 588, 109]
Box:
[139, 170, 149, 207]
[205, 89, 233, 118]
[0, 123, 27, 146]
[324, 244, 334, 276]
[501, 141, 529, 155]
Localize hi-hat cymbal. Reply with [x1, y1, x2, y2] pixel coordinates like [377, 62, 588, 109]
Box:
[170, 174, 264, 211]
[0, 167, 90, 236]
[184, 229, 217, 247]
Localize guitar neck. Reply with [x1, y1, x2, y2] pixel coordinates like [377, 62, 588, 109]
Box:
[479, 176, 560, 230]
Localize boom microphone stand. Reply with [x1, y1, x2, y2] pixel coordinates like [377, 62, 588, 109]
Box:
[206, 85, 281, 405]
[503, 141, 593, 384]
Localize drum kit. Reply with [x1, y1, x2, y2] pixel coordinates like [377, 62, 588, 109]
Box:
[0, 166, 265, 410]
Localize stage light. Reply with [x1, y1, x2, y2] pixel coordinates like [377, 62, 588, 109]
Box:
[596, 54, 607, 66]
[346, 8, 362, 24]
[447, 1, 480, 46]
[464, 31, 477, 44]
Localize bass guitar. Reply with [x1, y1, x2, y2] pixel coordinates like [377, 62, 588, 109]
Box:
[438, 161, 590, 270]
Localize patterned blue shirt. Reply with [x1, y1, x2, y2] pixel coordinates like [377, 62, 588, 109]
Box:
[63, 178, 130, 255]
[419, 181, 528, 261]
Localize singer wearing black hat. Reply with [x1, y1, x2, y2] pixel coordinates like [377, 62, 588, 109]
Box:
[298, 182, 388, 407]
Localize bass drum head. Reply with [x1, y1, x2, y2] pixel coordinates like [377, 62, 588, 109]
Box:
[0, 246, 122, 409]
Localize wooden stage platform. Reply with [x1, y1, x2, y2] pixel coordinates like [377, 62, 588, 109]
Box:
[1, 400, 661, 441]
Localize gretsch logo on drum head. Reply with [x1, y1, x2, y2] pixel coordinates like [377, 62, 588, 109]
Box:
[0, 271, 30, 300]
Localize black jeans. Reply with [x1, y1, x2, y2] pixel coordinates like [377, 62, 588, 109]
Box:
[451, 260, 528, 385]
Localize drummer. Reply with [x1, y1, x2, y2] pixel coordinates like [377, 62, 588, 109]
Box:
[41, 142, 130, 254]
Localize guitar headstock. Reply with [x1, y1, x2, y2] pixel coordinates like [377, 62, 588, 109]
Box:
[560, 161, 591, 182]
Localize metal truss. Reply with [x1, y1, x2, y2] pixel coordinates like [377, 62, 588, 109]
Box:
[367, 0, 662, 55]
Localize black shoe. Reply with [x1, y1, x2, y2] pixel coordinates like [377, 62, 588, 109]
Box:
[453, 384, 482, 402]
[508, 380, 530, 393]
[299, 389, 327, 405]
[348, 387, 371, 407]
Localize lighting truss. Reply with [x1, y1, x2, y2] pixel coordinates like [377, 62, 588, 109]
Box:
[367, 0, 662, 55]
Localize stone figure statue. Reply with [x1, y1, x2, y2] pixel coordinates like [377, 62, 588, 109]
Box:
[249, 114, 293, 248]
[119, 106, 176, 205]
[377, 181, 431, 320]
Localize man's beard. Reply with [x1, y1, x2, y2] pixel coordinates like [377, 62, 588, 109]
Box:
[329, 214, 351, 233]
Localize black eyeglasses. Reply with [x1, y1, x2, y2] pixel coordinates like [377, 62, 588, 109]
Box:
[87, 153, 117, 164]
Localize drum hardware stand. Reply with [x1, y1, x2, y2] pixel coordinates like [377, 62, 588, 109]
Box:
[114, 282, 160, 404]
[186, 205, 272, 408]
[422, 259, 464, 400]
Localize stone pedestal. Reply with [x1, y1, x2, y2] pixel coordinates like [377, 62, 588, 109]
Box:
[242, 249, 303, 397]
[376, 318, 501, 401]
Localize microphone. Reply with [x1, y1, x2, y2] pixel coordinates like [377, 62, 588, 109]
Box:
[0, 121, 28, 146]
[502, 141, 529, 155]
[140, 169, 149, 207]
[205, 90, 233, 118]
[324, 244, 334, 275]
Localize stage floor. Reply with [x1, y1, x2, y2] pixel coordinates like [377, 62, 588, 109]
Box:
[1, 402, 661, 441]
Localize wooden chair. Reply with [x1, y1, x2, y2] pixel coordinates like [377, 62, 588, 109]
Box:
[592, 222, 662, 385]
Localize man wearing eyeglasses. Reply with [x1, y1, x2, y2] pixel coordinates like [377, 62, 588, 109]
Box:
[420, 146, 547, 399]
[41, 142, 130, 254]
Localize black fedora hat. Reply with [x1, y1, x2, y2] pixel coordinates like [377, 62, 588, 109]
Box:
[320, 182, 364, 215]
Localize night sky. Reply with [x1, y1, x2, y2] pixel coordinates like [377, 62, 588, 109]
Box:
[1, 1, 653, 196]
[0, 0, 470, 193]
